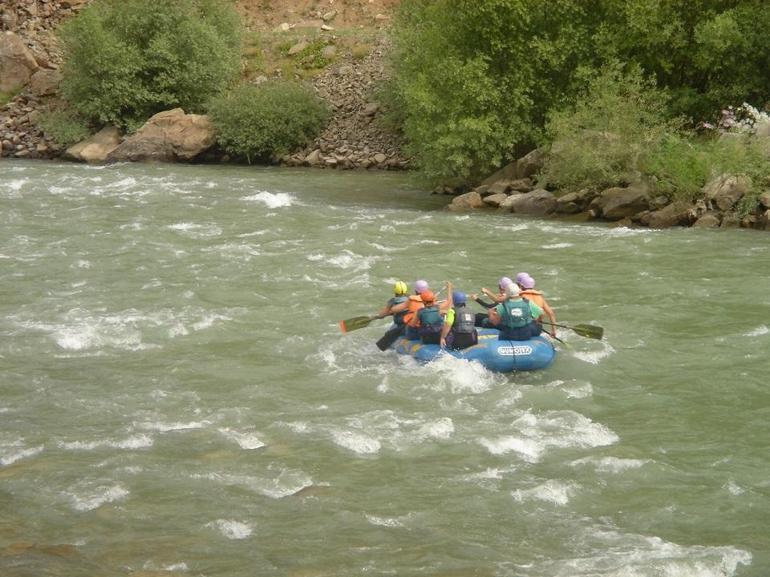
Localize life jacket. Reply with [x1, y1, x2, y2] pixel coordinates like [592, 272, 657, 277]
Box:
[451, 305, 476, 335]
[389, 295, 408, 325]
[499, 298, 533, 329]
[417, 305, 443, 335]
[520, 289, 546, 310]
[404, 294, 424, 327]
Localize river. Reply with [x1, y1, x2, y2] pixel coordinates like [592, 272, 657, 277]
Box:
[1, 160, 768, 577]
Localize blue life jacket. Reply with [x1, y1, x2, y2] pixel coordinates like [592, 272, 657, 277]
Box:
[417, 305, 443, 335]
[389, 296, 408, 325]
[499, 298, 532, 329]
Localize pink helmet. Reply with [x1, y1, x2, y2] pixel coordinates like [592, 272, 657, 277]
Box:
[520, 275, 535, 289]
[414, 279, 429, 293]
[515, 272, 530, 284]
[498, 276, 513, 290]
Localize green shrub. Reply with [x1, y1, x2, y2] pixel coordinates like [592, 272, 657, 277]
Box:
[209, 81, 329, 163]
[37, 108, 91, 147]
[644, 134, 770, 206]
[541, 64, 677, 193]
[59, 0, 241, 131]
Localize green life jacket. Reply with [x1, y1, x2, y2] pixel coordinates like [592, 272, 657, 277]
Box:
[390, 295, 408, 325]
[417, 305, 443, 334]
[499, 298, 532, 329]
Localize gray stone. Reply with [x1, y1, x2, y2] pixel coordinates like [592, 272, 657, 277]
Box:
[304, 149, 321, 166]
[646, 202, 692, 229]
[287, 41, 309, 56]
[482, 193, 509, 208]
[321, 45, 337, 59]
[506, 189, 557, 216]
[65, 126, 122, 163]
[758, 191, 770, 209]
[693, 213, 721, 228]
[515, 148, 547, 179]
[0, 31, 39, 92]
[362, 102, 379, 116]
[509, 178, 533, 192]
[591, 184, 649, 220]
[28, 68, 61, 97]
[107, 109, 215, 162]
[448, 191, 484, 211]
[487, 180, 511, 195]
[703, 174, 751, 211]
[373, 153, 387, 164]
[322, 10, 337, 22]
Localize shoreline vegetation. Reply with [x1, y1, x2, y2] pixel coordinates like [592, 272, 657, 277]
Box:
[1, 0, 768, 230]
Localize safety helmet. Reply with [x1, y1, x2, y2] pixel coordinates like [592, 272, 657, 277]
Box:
[414, 279, 429, 293]
[499, 276, 513, 290]
[515, 272, 530, 284]
[421, 290, 436, 304]
[519, 275, 535, 289]
[452, 290, 467, 305]
[505, 283, 521, 298]
[394, 281, 408, 296]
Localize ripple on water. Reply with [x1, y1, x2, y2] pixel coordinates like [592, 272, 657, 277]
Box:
[512, 479, 578, 506]
[207, 519, 253, 540]
[479, 410, 618, 463]
[67, 483, 129, 511]
[241, 190, 296, 208]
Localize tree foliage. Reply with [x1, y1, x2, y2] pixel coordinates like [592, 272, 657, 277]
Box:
[387, 0, 770, 184]
[59, 0, 242, 131]
[208, 81, 329, 163]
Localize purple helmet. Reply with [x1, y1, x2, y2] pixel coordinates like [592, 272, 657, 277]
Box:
[414, 279, 429, 293]
[515, 272, 530, 284]
[519, 275, 535, 289]
[498, 276, 513, 290]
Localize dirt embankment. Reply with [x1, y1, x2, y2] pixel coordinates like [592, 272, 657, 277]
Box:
[0, 0, 406, 167]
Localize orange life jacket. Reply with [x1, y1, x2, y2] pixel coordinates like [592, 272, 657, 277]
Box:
[404, 294, 424, 327]
[520, 289, 546, 309]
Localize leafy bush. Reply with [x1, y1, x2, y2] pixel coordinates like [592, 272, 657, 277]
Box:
[387, 0, 770, 185]
[59, 0, 241, 131]
[644, 134, 770, 205]
[209, 81, 329, 163]
[38, 108, 91, 147]
[541, 64, 677, 192]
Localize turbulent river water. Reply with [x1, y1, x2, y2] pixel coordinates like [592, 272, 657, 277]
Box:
[1, 160, 768, 577]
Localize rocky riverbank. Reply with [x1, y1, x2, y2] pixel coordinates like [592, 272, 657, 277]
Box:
[0, 0, 407, 169]
[447, 148, 770, 231]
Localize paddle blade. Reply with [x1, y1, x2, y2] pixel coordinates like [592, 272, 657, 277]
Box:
[339, 315, 374, 333]
[572, 324, 603, 340]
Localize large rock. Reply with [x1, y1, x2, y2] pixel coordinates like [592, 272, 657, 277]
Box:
[506, 189, 557, 216]
[692, 212, 721, 228]
[107, 109, 216, 163]
[590, 184, 649, 220]
[480, 148, 546, 186]
[703, 174, 751, 211]
[448, 191, 484, 211]
[65, 126, 122, 163]
[482, 193, 509, 208]
[645, 202, 693, 229]
[0, 31, 39, 92]
[759, 191, 770, 210]
[28, 68, 62, 97]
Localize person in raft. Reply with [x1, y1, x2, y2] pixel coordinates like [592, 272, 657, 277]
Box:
[470, 276, 513, 327]
[416, 284, 453, 345]
[440, 290, 478, 350]
[390, 279, 430, 340]
[374, 281, 410, 335]
[488, 282, 544, 340]
[516, 272, 558, 338]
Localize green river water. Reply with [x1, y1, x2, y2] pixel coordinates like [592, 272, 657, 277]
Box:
[1, 160, 768, 577]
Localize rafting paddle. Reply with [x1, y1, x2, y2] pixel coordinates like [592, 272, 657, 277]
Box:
[339, 315, 377, 333]
[542, 321, 603, 340]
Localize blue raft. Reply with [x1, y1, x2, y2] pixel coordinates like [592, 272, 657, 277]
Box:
[391, 328, 556, 372]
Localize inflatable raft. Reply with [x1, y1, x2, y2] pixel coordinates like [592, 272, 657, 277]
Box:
[391, 328, 556, 372]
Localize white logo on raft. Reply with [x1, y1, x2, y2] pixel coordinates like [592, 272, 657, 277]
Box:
[497, 345, 533, 356]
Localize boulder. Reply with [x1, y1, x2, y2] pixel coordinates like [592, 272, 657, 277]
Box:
[692, 212, 721, 228]
[506, 189, 557, 216]
[288, 41, 309, 56]
[65, 126, 122, 163]
[107, 109, 215, 163]
[703, 174, 751, 211]
[304, 149, 322, 166]
[0, 31, 39, 93]
[487, 180, 511, 195]
[646, 202, 693, 229]
[28, 68, 61, 97]
[509, 178, 533, 192]
[590, 184, 649, 220]
[448, 191, 484, 211]
[555, 192, 582, 214]
[515, 148, 547, 179]
[720, 211, 741, 228]
[758, 191, 770, 210]
[482, 193, 509, 208]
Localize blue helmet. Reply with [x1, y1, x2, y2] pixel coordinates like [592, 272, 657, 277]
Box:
[452, 290, 467, 305]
